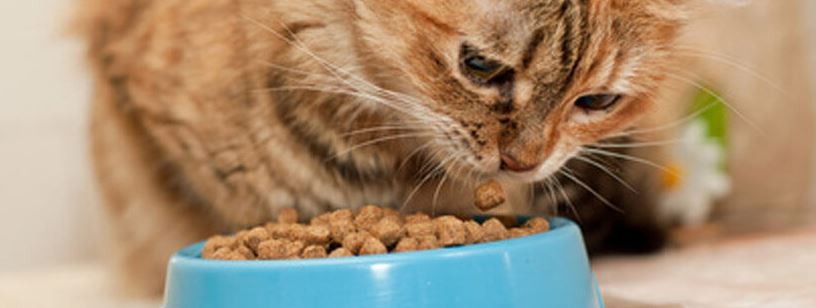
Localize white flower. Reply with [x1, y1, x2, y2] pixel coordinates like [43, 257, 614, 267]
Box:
[659, 120, 731, 226]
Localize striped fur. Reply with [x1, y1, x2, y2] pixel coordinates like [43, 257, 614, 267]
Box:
[77, 0, 688, 295]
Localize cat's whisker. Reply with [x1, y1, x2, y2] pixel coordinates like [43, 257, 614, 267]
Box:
[582, 147, 680, 178]
[339, 123, 427, 137]
[397, 139, 436, 173]
[560, 167, 624, 214]
[259, 60, 351, 81]
[663, 71, 764, 134]
[543, 178, 559, 217]
[256, 84, 418, 117]
[552, 175, 580, 223]
[431, 166, 452, 217]
[592, 139, 683, 149]
[573, 155, 638, 193]
[329, 132, 439, 161]
[609, 101, 718, 138]
[247, 16, 440, 125]
[400, 151, 457, 212]
[673, 47, 787, 97]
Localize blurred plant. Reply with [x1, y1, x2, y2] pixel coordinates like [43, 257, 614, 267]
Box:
[659, 88, 731, 226]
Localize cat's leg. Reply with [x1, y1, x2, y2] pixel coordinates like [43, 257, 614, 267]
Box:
[90, 81, 218, 297]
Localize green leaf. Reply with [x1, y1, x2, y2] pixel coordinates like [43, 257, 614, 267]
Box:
[691, 87, 729, 149]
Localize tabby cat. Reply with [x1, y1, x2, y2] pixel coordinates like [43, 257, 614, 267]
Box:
[78, 0, 691, 295]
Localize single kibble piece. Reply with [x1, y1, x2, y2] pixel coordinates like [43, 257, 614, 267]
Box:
[277, 208, 300, 224]
[405, 220, 435, 238]
[209, 247, 234, 260]
[241, 227, 270, 251]
[354, 205, 384, 230]
[523, 217, 551, 234]
[416, 235, 441, 250]
[393, 237, 420, 253]
[202, 235, 235, 259]
[328, 247, 354, 258]
[235, 245, 256, 259]
[228, 251, 249, 260]
[463, 220, 486, 244]
[359, 237, 388, 256]
[257, 239, 288, 260]
[233, 230, 249, 247]
[474, 180, 506, 211]
[329, 220, 357, 243]
[509, 228, 532, 239]
[265, 223, 286, 238]
[310, 212, 332, 226]
[493, 215, 520, 228]
[370, 216, 404, 246]
[286, 241, 306, 258]
[257, 239, 304, 260]
[382, 208, 402, 220]
[434, 216, 467, 246]
[300, 225, 332, 246]
[330, 209, 354, 222]
[285, 224, 308, 241]
[342, 231, 372, 254]
[482, 218, 509, 242]
[405, 213, 431, 224]
[301, 245, 328, 259]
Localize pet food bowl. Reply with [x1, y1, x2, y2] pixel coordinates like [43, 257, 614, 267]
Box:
[163, 218, 604, 308]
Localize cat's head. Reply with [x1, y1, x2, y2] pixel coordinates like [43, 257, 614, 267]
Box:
[350, 0, 688, 183]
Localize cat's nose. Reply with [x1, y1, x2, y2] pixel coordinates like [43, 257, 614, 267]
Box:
[500, 153, 540, 173]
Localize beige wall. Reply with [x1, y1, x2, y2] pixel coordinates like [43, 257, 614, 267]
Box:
[0, 0, 101, 272]
[675, 0, 816, 231]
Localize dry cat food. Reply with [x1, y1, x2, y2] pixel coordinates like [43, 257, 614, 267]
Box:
[474, 179, 506, 211]
[202, 205, 550, 260]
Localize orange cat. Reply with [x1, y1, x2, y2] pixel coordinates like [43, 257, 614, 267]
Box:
[77, 0, 690, 295]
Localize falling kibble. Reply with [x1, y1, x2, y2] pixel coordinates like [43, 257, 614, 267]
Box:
[474, 180, 506, 211]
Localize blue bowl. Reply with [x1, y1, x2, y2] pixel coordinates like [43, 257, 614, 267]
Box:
[163, 218, 603, 308]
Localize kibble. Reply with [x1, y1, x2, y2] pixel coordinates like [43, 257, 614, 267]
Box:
[370, 216, 404, 246]
[434, 216, 467, 246]
[393, 237, 420, 253]
[301, 245, 328, 259]
[342, 231, 372, 254]
[328, 247, 354, 258]
[203, 206, 550, 261]
[358, 237, 388, 256]
[241, 227, 270, 251]
[482, 218, 509, 242]
[354, 205, 384, 230]
[524, 217, 551, 233]
[277, 208, 299, 224]
[474, 180, 506, 211]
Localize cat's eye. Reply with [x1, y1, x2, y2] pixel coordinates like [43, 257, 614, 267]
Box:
[574, 94, 622, 111]
[460, 45, 510, 83]
[463, 55, 505, 80]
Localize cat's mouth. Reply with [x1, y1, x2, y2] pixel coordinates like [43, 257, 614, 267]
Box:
[449, 145, 579, 185]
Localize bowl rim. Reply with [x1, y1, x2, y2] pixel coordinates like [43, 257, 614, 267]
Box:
[172, 217, 579, 268]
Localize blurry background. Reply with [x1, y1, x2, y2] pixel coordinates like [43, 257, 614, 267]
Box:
[0, 0, 814, 305]
[0, 0, 101, 272]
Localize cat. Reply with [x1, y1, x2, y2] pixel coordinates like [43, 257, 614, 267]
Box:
[77, 0, 690, 296]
